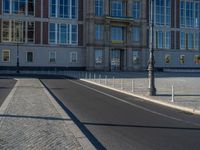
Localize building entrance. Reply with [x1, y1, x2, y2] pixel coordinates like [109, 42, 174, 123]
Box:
[110, 50, 123, 71]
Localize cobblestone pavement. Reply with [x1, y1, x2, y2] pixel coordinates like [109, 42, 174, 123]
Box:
[0, 78, 93, 150]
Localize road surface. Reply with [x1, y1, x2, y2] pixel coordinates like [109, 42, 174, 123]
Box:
[41, 77, 200, 150]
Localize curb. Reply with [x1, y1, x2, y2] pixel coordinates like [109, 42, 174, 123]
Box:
[80, 79, 200, 116]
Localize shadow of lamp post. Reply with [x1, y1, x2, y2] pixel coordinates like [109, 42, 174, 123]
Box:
[148, 0, 156, 96]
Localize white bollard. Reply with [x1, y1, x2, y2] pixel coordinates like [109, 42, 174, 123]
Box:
[89, 73, 91, 80]
[171, 85, 174, 102]
[113, 76, 115, 88]
[99, 74, 101, 84]
[121, 79, 123, 90]
[131, 80, 134, 92]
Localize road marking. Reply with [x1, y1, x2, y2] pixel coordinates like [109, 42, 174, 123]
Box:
[69, 79, 200, 127]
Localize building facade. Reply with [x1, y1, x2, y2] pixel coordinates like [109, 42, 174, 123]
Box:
[0, 0, 199, 71]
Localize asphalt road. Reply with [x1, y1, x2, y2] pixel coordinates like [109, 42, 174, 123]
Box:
[41, 77, 200, 150]
[0, 77, 16, 107]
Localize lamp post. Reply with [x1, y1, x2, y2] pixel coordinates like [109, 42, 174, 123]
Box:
[16, 22, 21, 74]
[148, 0, 156, 96]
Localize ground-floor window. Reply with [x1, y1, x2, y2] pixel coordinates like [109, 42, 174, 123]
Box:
[132, 50, 140, 64]
[179, 55, 185, 64]
[165, 54, 171, 64]
[26, 52, 33, 62]
[70, 52, 77, 63]
[49, 51, 56, 63]
[2, 50, 10, 62]
[95, 49, 103, 64]
[194, 55, 200, 64]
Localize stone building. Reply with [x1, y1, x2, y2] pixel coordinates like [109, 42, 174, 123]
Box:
[0, 0, 199, 71]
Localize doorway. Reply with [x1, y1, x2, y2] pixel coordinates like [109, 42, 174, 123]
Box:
[110, 49, 123, 71]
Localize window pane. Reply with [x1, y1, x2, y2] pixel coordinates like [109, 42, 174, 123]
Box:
[95, 0, 103, 16]
[95, 49, 103, 64]
[132, 28, 140, 42]
[111, 26, 123, 41]
[49, 52, 56, 62]
[3, 0, 10, 13]
[95, 24, 103, 40]
[132, 2, 140, 19]
[27, 52, 33, 62]
[28, 0, 34, 15]
[49, 23, 56, 43]
[27, 22, 34, 42]
[71, 25, 77, 44]
[111, 0, 124, 17]
[2, 50, 10, 62]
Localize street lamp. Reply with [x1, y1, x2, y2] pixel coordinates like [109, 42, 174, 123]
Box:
[16, 22, 22, 74]
[148, 0, 156, 96]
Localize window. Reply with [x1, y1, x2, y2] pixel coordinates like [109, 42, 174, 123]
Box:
[71, 25, 78, 44]
[2, 50, 10, 62]
[60, 0, 70, 18]
[71, 0, 77, 19]
[12, 0, 26, 15]
[50, 0, 77, 18]
[132, 1, 140, 19]
[187, 33, 194, 49]
[95, 0, 103, 16]
[2, 20, 34, 43]
[95, 49, 103, 64]
[26, 52, 33, 62]
[49, 23, 77, 45]
[180, 0, 200, 28]
[179, 55, 185, 64]
[155, 0, 171, 26]
[111, 26, 123, 42]
[165, 31, 171, 49]
[2, 21, 10, 42]
[3, 0, 10, 13]
[70, 52, 77, 63]
[156, 31, 171, 49]
[194, 33, 199, 50]
[194, 55, 200, 64]
[157, 31, 163, 48]
[27, 22, 34, 42]
[3, 0, 35, 15]
[28, 0, 34, 15]
[49, 51, 56, 63]
[132, 51, 140, 64]
[49, 23, 56, 44]
[111, 0, 124, 17]
[180, 32, 185, 49]
[50, 0, 57, 17]
[95, 24, 104, 40]
[165, 55, 171, 64]
[60, 24, 68, 44]
[132, 27, 140, 42]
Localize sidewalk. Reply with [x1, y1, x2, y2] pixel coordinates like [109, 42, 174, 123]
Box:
[0, 78, 94, 150]
[77, 71, 200, 115]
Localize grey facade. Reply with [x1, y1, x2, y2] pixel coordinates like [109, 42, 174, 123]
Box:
[0, 0, 199, 71]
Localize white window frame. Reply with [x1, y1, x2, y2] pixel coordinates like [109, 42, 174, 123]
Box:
[70, 51, 78, 63]
[49, 51, 56, 63]
[2, 49, 10, 62]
